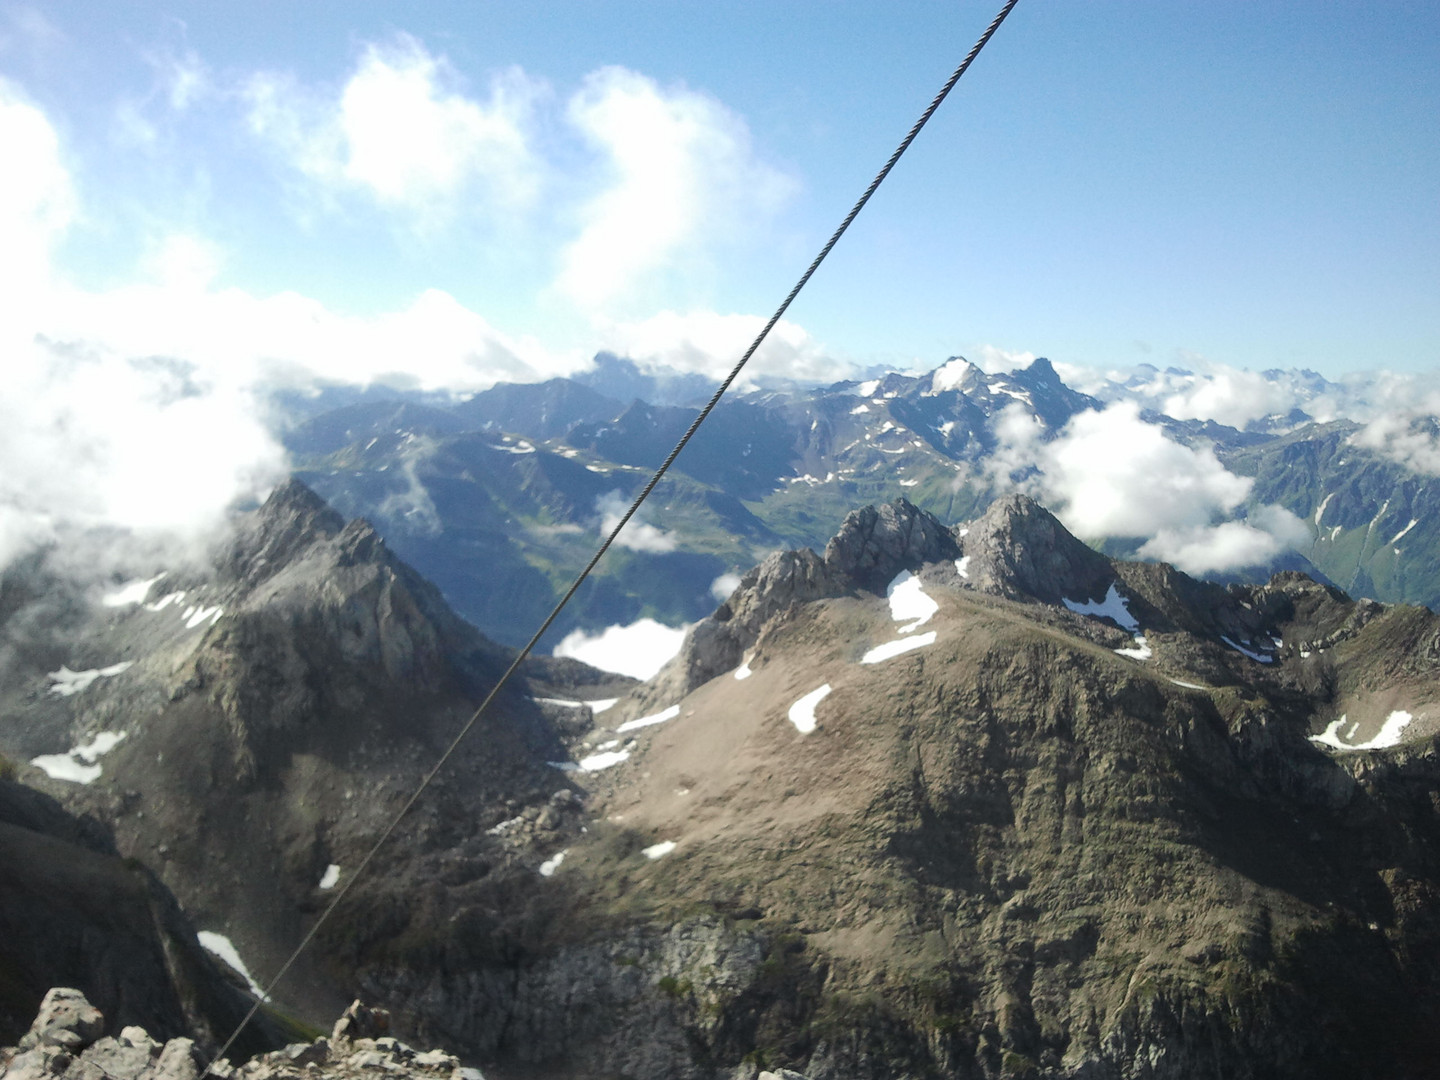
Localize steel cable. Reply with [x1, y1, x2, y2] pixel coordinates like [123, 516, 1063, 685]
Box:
[205, 0, 1021, 1067]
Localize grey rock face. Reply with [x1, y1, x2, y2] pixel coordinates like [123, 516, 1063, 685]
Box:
[635, 499, 957, 709]
[821, 498, 960, 592]
[960, 493, 1113, 605]
[0, 992, 470, 1080]
[16, 989, 103, 1052]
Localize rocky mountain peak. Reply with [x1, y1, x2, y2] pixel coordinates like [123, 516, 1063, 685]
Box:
[1023, 355, 1058, 381]
[822, 498, 960, 593]
[960, 493, 1114, 605]
[221, 480, 346, 587]
[632, 499, 959, 709]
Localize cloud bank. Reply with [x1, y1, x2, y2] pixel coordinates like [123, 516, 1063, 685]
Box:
[992, 401, 1308, 574]
[596, 491, 677, 554]
[553, 618, 687, 681]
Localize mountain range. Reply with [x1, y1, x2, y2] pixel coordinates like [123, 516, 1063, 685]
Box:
[3, 475, 1438, 1078]
[276, 355, 1440, 652]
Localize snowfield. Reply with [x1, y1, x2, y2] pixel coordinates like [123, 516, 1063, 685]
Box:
[1311, 711, 1415, 751]
[886, 570, 937, 632]
[1063, 584, 1139, 633]
[788, 684, 832, 734]
[616, 705, 680, 733]
[30, 730, 128, 785]
[861, 632, 937, 664]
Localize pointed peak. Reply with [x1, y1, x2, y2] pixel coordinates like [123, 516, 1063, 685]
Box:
[961, 495, 1114, 605]
[929, 356, 984, 394]
[224, 477, 345, 585]
[824, 498, 960, 592]
[1023, 356, 1058, 381]
[260, 478, 343, 529]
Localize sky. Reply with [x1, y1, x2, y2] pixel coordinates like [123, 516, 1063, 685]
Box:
[1, 0, 1438, 575]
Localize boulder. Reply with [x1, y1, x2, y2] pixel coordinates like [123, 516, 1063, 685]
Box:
[16, 988, 103, 1052]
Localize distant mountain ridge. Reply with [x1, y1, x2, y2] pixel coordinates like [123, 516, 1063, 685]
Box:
[276, 355, 1440, 649]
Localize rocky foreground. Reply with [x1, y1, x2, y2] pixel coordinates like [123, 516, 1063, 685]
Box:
[0, 990, 815, 1080]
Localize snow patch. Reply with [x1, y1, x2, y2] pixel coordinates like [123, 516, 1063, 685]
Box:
[1115, 637, 1153, 661]
[734, 662, 752, 680]
[486, 815, 524, 837]
[788, 684, 832, 734]
[1390, 519, 1419, 545]
[642, 840, 677, 860]
[569, 749, 631, 772]
[145, 591, 185, 612]
[588, 698, 619, 714]
[47, 662, 133, 697]
[1062, 584, 1139, 633]
[1311, 711, 1415, 751]
[30, 729, 129, 785]
[1220, 635, 1274, 664]
[857, 379, 881, 396]
[616, 705, 680, 733]
[1313, 493, 1333, 527]
[954, 556, 970, 579]
[319, 864, 340, 890]
[185, 605, 223, 629]
[539, 850, 567, 877]
[861, 632, 937, 665]
[102, 574, 166, 607]
[29, 756, 102, 784]
[1064, 585, 1150, 659]
[885, 570, 938, 633]
[850, 404, 870, 415]
[899, 479, 918, 487]
[1168, 678, 1206, 690]
[197, 932, 268, 1000]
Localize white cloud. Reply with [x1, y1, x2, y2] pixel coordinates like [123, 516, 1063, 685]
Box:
[140, 232, 223, 291]
[47, 278, 585, 394]
[1037, 402, 1252, 539]
[597, 309, 848, 385]
[0, 336, 286, 569]
[969, 345, 1038, 375]
[1160, 367, 1306, 429]
[709, 572, 741, 601]
[0, 78, 75, 302]
[984, 403, 1045, 489]
[246, 36, 542, 221]
[160, 49, 208, 112]
[985, 401, 1307, 575]
[553, 618, 686, 681]
[1139, 505, 1310, 574]
[0, 84, 599, 572]
[1350, 393, 1440, 475]
[596, 490, 676, 553]
[556, 66, 795, 313]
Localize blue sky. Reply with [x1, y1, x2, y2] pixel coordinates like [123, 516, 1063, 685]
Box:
[2, 0, 1436, 387]
[2, 0, 1439, 635]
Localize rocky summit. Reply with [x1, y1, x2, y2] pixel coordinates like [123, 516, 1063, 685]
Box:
[0, 480, 629, 1038]
[5, 488, 1440, 1079]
